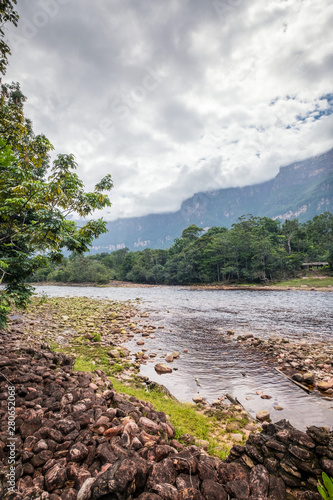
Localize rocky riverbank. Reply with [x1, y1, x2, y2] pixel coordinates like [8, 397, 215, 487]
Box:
[10, 296, 258, 452]
[1, 328, 332, 499]
[234, 334, 333, 399]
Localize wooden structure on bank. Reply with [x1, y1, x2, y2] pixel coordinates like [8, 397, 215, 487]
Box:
[301, 262, 328, 270]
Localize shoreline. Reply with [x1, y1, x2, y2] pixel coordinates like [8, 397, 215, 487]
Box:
[30, 280, 333, 292]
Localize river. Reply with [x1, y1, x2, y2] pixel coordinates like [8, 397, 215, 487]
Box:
[33, 285, 333, 430]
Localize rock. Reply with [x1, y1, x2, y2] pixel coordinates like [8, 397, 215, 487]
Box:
[68, 443, 89, 462]
[103, 425, 123, 439]
[67, 464, 91, 490]
[241, 454, 256, 468]
[292, 373, 304, 382]
[303, 372, 315, 384]
[108, 349, 120, 358]
[201, 479, 227, 499]
[45, 463, 67, 492]
[317, 378, 333, 390]
[178, 488, 204, 499]
[256, 410, 270, 422]
[289, 445, 313, 461]
[321, 458, 333, 476]
[154, 483, 178, 499]
[176, 474, 200, 491]
[146, 458, 178, 490]
[138, 417, 161, 435]
[225, 479, 250, 499]
[192, 396, 204, 404]
[218, 462, 249, 483]
[231, 433, 243, 442]
[154, 363, 172, 374]
[249, 465, 270, 497]
[77, 478, 95, 500]
[307, 426, 330, 445]
[56, 419, 77, 435]
[91, 455, 148, 499]
[61, 489, 78, 500]
[289, 429, 316, 448]
[268, 475, 286, 500]
[297, 492, 322, 500]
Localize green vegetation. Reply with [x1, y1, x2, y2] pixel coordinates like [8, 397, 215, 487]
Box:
[32, 213, 333, 286]
[318, 473, 333, 500]
[275, 276, 333, 288]
[0, 3, 113, 328]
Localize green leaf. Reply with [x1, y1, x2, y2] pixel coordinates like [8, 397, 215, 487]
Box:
[323, 473, 333, 498]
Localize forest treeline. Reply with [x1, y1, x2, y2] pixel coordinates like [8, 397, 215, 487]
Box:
[31, 213, 333, 285]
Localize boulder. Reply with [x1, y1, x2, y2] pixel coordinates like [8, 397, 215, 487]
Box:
[201, 479, 227, 499]
[249, 465, 270, 497]
[256, 410, 270, 422]
[154, 363, 172, 374]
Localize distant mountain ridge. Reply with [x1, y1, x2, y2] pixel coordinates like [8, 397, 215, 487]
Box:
[91, 148, 333, 252]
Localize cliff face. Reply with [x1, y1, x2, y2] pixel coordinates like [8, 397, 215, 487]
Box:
[92, 148, 333, 252]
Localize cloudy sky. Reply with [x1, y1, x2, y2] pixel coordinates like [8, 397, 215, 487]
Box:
[5, 0, 333, 220]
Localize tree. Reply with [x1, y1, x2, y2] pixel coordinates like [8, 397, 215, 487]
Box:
[0, 1, 18, 75]
[0, 83, 113, 328]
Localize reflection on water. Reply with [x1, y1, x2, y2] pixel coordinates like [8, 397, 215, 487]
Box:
[34, 285, 333, 430]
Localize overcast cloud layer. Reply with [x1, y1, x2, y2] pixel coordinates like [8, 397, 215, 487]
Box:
[5, 0, 333, 220]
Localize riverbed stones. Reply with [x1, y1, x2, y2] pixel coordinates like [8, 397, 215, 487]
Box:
[236, 333, 333, 397]
[165, 351, 180, 363]
[154, 363, 173, 374]
[317, 378, 333, 391]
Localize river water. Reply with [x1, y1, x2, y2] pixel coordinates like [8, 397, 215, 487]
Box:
[34, 285, 333, 430]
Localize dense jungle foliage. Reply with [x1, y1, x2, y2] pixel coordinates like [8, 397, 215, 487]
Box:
[31, 213, 333, 285]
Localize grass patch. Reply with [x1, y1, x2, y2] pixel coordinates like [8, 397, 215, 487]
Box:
[110, 379, 229, 459]
[72, 352, 230, 458]
[110, 363, 124, 373]
[274, 276, 333, 288]
[73, 355, 97, 372]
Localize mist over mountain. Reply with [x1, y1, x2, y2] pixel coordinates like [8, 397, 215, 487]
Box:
[91, 148, 333, 253]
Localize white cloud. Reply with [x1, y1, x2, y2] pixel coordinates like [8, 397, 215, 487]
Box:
[5, 0, 333, 220]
